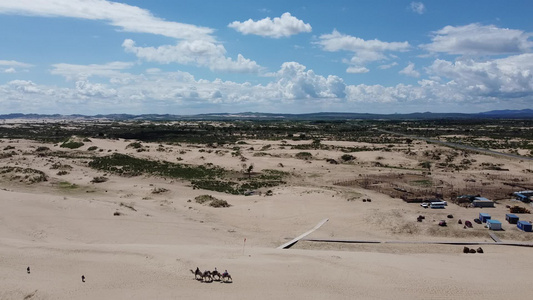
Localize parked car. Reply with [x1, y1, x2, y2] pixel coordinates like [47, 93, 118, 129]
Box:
[420, 203, 429, 208]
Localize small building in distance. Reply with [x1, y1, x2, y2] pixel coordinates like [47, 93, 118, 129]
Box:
[472, 197, 494, 208]
[517, 220, 532, 232]
[505, 214, 519, 224]
[513, 191, 533, 203]
[479, 213, 491, 223]
[486, 219, 502, 230]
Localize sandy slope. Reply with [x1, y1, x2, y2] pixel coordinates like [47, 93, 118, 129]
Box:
[1, 137, 533, 299]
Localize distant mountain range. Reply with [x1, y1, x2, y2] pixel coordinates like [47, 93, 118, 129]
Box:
[1, 109, 532, 121]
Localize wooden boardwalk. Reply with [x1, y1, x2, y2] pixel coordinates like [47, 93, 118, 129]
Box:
[489, 232, 502, 243]
[277, 218, 329, 249]
[292, 238, 533, 248]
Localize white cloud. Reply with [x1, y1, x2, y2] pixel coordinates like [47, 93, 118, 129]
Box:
[410, 2, 426, 14]
[0, 60, 33, 68]
[268, 62, 347, 99]
[0, 0, 213, 41]
[0, 60, 33, 73]
[427, 53, 533, 98]
[379, 62, 398, 70]
[346, 66, 369, 74]
[0, 1, 261, 73]
[421, 23, 533, 55]
[2, 59, 531, 114]
[228, 12, 312, 38]
[51, 61, 135, 81]
[122, 39, 261, 73]
[399, 62, 420, 77]
[317, 30, 410, 72]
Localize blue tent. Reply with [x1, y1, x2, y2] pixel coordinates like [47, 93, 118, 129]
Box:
[479, 213, 491, 223]
[517, 221, 532, 232]
[505, 214, 519, 224]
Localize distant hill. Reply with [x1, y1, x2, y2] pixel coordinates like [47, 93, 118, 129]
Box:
[1, 109, 532, 121]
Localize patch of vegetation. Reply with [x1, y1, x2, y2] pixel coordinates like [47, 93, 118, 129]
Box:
[57, 170, 69, 176]
[91, 176, 109, 183]
[57, 181, 78, 189]
[340, 154, 355, 162]
[60, 141, 84, 149]
[89, 153, 284, 195]
[50, 162, 73, 170]
[295, 152, 313, 160]
[126, 142, 143, 149]
[89, 153, 225, 179]
[0, 152, 13, 159]
[419, 161, 432, 170]
[35, 146, 50, 152]
[210, 199, 231, 208]
[0, 166, 47, 183]
[253, 152, 269, 157]
[410, 179, 433, 187]
[152, 187, 169, 194]
[87, 146, 98, 151]
[194, 194, 230, 207]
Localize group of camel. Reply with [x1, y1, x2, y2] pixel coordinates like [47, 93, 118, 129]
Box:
[190, 267, 232, 283]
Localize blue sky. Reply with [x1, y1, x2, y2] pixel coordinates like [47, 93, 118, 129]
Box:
[0, 0, 532, 115]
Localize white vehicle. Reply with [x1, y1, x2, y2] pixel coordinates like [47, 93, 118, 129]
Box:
[420, 203, 429, 208]
[430, 202, 446, 209]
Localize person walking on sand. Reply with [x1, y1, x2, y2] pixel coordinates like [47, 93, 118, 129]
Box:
[27, 267, 30, 274]
[81, 275, 85, 282]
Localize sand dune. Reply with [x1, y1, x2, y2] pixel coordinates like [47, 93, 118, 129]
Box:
[1, 137, 533, 299]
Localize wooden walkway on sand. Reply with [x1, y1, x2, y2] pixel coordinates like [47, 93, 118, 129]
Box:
[290, 238, 533, 248]
[277, 218, 329, 249]
[489, 232, 502, 243]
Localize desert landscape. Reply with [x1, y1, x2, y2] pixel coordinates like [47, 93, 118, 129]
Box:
[1, 118, 533, 299]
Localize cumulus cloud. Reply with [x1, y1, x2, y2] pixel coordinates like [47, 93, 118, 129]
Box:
[268, 62, 347, 99]
[410, 2, 426, 14]
[317, 30, 410, 72]
[427, 53, 533, 98]
[122, 39, 261, 73]
[399, 62, 420, 77]
[421, 23, 533, 55]
[0, 0, 213, 41]
[228, 12, 312, 38]
[2, 58, 531, 114]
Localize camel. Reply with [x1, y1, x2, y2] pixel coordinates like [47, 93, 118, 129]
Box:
[211, 268, 221, 281]
[190, 267, 202, 280]
[201, 270, 213, 282]
[221, 270, 232, 283]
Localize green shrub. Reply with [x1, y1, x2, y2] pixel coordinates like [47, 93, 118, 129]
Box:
[36, 146, 50, 152]
[295, 152, 312, 160]
[341, 154, 355, 162]
[60, 141, 84, 149]
[126, 142, 142, 149]
[91, 176, 108, 183]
